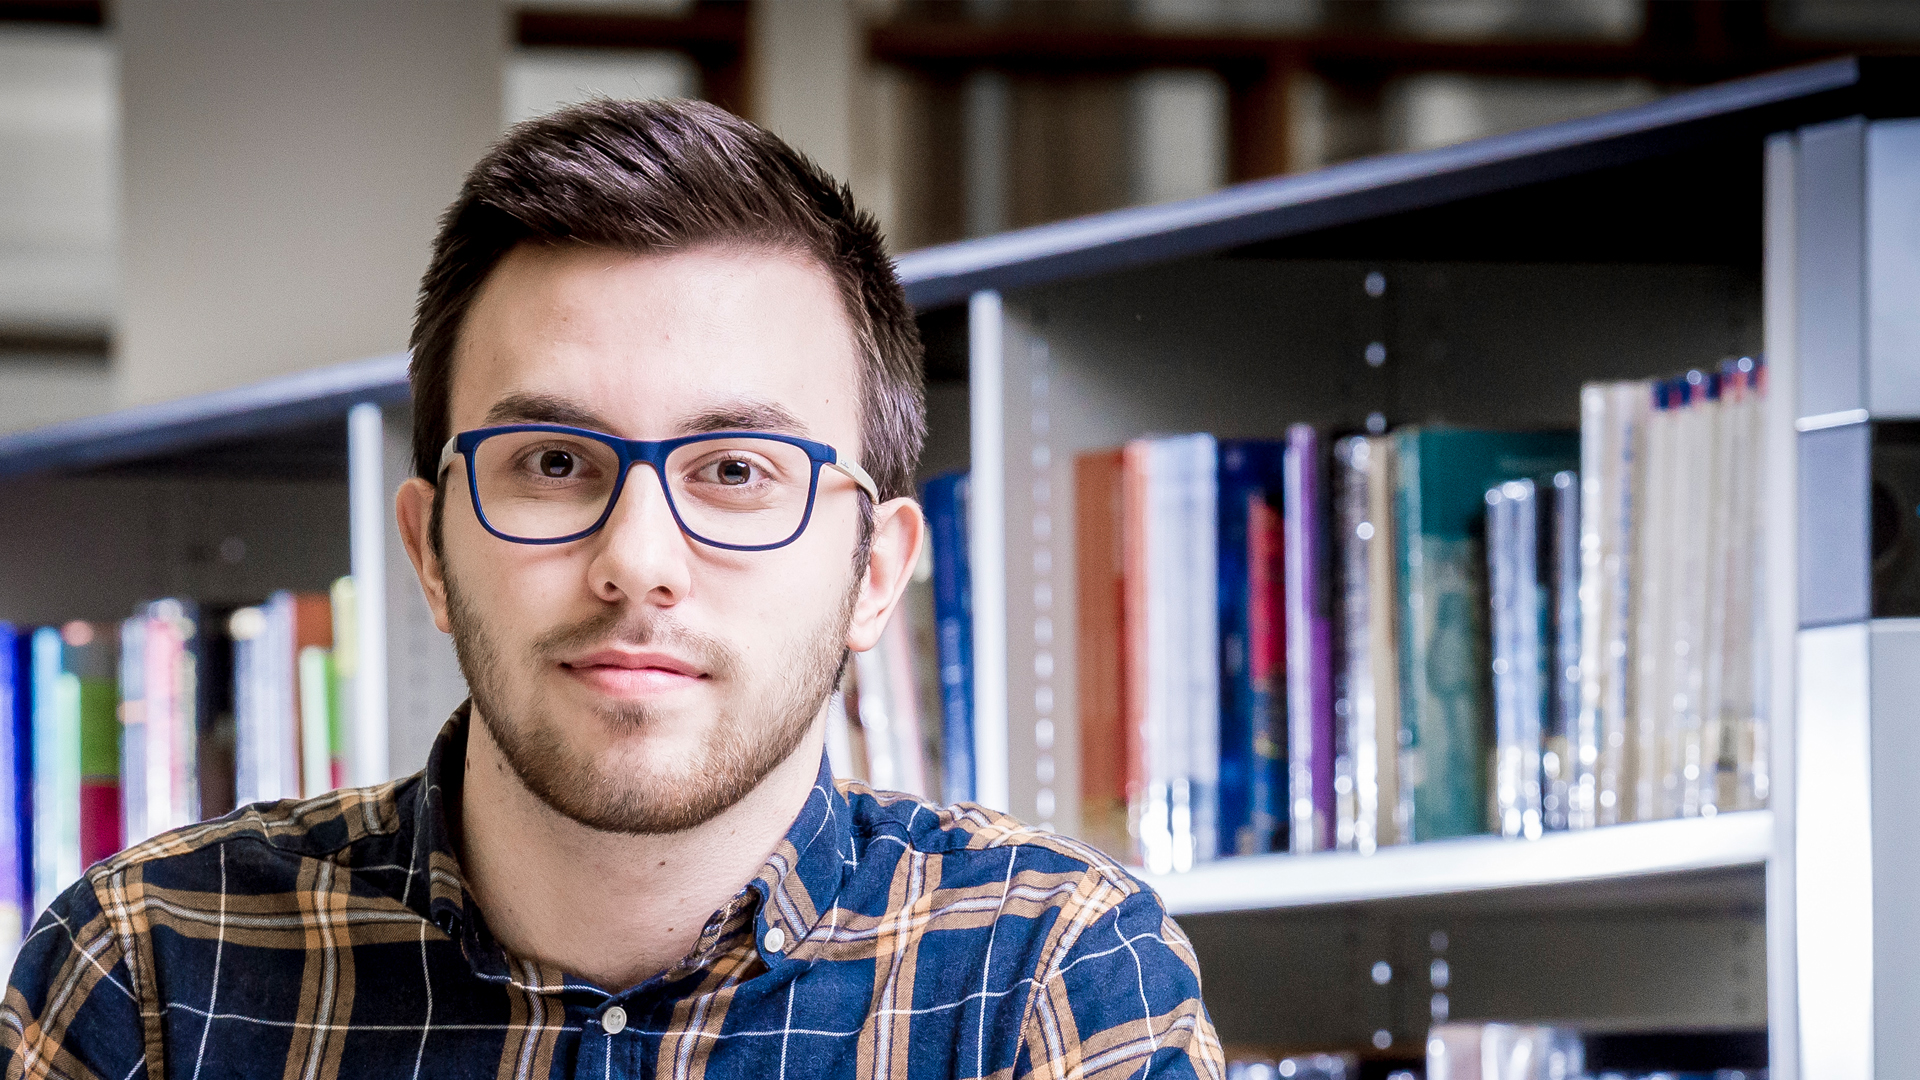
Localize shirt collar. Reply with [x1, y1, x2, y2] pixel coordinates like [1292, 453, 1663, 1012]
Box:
[747, 752, 853, 954]
[404, 702, 854, 977]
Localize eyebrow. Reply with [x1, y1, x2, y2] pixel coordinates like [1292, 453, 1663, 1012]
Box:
[674, 400, 813, 439]
[482, 392, 615, 431]
[480, 392, 815, 441]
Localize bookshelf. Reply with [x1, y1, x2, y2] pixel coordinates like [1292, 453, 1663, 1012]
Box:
[0, 53, 1914, 1078]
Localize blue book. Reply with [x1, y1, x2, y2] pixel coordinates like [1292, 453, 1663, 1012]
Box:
[1215, 440, 1288, 856]
[923, 472, 974, 805]
[0, 625, 27, 948]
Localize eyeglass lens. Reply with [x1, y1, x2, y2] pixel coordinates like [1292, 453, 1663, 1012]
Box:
[469, 431, 817, 545]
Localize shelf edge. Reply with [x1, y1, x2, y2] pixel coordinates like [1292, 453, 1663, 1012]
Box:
[1140, 810, 1774, 916]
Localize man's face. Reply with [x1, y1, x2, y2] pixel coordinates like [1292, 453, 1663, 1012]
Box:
[419, 242, 882, 833]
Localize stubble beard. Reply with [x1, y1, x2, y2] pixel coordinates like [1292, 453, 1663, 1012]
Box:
[444, 569, 857, 835]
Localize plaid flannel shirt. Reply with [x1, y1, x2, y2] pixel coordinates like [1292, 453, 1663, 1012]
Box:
[3, 705, 1222, 1080]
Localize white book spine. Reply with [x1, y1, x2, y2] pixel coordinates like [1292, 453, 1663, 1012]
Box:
[1184, 434, 1219, 866]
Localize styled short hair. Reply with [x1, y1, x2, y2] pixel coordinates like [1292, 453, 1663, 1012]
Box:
[409, 98, 925, 506]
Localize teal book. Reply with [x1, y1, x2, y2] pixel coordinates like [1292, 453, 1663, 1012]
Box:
[1393, 428, 1577, 842]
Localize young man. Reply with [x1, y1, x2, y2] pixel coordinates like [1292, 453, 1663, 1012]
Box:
[3, 100, 1221, 1079]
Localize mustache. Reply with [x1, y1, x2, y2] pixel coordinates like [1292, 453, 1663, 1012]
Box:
[532, 606, 739, 680]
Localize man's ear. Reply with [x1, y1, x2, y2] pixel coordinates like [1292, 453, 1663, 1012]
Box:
[846, 497, 927, 653]
[395, 477, 455, 634]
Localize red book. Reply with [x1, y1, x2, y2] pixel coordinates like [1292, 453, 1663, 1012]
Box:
[1075, 449, 1127, 860]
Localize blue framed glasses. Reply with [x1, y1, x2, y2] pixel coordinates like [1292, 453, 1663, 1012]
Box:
[438, 424, 879, 550]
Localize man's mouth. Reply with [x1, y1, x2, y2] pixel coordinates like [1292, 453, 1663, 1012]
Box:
[558, 648, 708, 697]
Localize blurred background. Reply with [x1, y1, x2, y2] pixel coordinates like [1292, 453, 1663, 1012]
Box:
[1, 0, 1916, 437]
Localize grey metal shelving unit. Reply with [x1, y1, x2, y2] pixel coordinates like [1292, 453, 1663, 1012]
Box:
[1, 54, 1915, 1076]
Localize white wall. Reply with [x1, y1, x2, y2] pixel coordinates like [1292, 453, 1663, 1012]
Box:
[116, 0, 505, 408]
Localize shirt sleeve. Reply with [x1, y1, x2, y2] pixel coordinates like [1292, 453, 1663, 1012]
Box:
[1019, 877, 1225, 1080]
[1, 878, 149, 1080]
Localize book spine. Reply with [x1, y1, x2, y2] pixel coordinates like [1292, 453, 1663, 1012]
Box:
[1215, 446, 1253, 858]
[1742, 359, 1771, 810]
[299, 646, 334, 798]
[75, 626, 122, 867]
[1075, 449, 1129, 858]
[923, 473, 975, 804]
[330, 576, 358, 790]
[0, 625, 22, 955]
[1632, 383, 1676, 822]
[1147, 439, 1185, 872]
[1124, 440, 1171, 873]
[903, 544, 946, 807]
[1365, 437, 1403, 847]
[30, 627, 70, 915]
[1546, 470, 1581, 833]
[1184, 435, 1220, 865]
[230, 609, 258, 807]
[1335, 438, 1372, 853]
[1247, 493, 1285, 855]
[879, 613, 929, 800]
[1487, 480, 1543, 839]
[1283, 424, 1333, 852]
[117, 617, 146, 847]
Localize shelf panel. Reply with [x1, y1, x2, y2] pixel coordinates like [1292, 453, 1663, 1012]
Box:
[1140, 810, 1773, 916]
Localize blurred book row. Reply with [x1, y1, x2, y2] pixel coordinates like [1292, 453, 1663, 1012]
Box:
[1223, 1024, 1766, 1080]
[824, 471, 974, 805]
[0, 578, 365, 955]
[1073, 359, 1770, 870]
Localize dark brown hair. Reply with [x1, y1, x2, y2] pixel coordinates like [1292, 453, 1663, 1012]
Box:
[409, 98, 925, 510]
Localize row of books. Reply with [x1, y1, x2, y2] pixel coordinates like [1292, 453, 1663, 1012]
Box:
[825, 486, 968, 804]
[1222, 1026, 1765, 1080]
[0, 579, 364, 955]
[1075, 359, 1768, 869]
[1424, 1024, 1764, 1080]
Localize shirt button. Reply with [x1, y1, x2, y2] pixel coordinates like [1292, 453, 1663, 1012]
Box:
[763, 926, 787, 954]
[602, 1006, 627, 1035]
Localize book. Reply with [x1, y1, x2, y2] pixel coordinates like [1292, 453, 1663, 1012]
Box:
[1577, 381, 1646, 829]
[901, 541, 946, 805]
[1246, 481, 1288, 855]
[1545, 469, 1581, 833]
[1216, 440, 1287, 857]
[291, 593, 333, 798]
[1075, 448, 1129, 858]
[69, 623, 121, 868]
[0, 624, 26, 954]
[31, 627, 79, 914]
[851, 615, 930, 798]
[922, 471, 975, 805]
[298, 646, 334, 799]
[1427, 1023, 1584, 1080]
[1123, 435, 1219, 872]
[1486, 479, 1545, 840]
[1393, 427, 1577, 842]
[129, 601, 202, 841]
[330, 576, 359, 791]
[1283, 424, 1334, 853]
[1179, 435, 1221, 865]
[1632, 381, 1677, 823]
[1336, 435, 1402, 853]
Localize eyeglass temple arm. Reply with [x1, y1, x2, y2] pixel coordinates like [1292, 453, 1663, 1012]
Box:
[830, 460, 880, 502]
[441, 434, 879, 501]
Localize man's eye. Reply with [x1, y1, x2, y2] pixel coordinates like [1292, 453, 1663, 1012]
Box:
[715, 458, 754, 485]
[538, 449, 576, 477]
